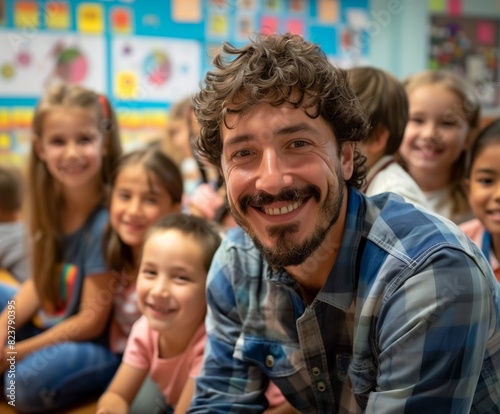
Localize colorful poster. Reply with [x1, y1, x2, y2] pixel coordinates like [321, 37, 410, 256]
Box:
[172, 0, 202, 23]
[77, 3, 104, 34]
[0, 32, 106, 96]
[14, 1, 38, 29]
[287, 18, 304, 35]
[236, 13, 255, 41]
[261, 16, 279, 35]
[111, 7, 133, 34]
[319, 0, 339, 23]
[0, 0, 5, 26]
[111, 36, 201, 102]
[447, 0, 462, 16]
[428, 0, 446, 12]
[46, 1, 70, 30]
[208, 13, 228, 37]
[476, 21, 496, 45]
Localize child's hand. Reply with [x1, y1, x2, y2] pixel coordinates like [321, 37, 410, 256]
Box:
[95, 405, 126, 414]
[186, 183, 224, 220]
[96, 392, 128, 414]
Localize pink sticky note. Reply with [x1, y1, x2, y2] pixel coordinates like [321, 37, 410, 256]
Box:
[447, 0, 462, 16]
[261, 16, 278, 35]
[476, 21, 496, 46]
[287, 18, 303, 35]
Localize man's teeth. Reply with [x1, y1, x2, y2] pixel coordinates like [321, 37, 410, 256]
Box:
[264, 200, 302, 216]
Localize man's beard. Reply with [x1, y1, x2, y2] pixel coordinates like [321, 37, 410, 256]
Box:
[229, 173, 344, 268]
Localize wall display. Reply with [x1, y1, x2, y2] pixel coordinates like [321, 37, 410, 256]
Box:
[112, 36, 201, 102]
[0, 32, 106, 96]
[429, 15, 500, 107]
[0, 0, 370, 166]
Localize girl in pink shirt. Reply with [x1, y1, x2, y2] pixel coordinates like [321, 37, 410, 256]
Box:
[460, 119, 500, 282]
[97, 214, 297, 414]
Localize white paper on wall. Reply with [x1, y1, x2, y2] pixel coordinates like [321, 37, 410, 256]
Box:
[0, 31, 106, 96]
[111, 36, 201, 102]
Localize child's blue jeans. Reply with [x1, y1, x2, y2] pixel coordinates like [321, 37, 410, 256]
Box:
[0, 282, 121, 413]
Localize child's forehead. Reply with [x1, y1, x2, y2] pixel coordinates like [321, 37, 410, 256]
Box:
[143, 229, 207, 270]
[146, 229, 202, 255]
[47, 105, 99, 119]
[409, 84, 465, 111]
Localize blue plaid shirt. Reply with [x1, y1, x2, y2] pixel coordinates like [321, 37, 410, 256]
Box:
[189, 189, 500, 413]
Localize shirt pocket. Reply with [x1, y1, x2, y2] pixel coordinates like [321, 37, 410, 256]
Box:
[347, 358, 377, 409]
[237, 335, 304, 378]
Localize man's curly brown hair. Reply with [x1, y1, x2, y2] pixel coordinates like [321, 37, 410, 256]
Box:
[192, 32, 369, 189]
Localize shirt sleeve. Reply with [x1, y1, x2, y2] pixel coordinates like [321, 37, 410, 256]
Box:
[187, 243, 268, 413]
[123, 316, 154, 370]
[366, 245, 497, 413]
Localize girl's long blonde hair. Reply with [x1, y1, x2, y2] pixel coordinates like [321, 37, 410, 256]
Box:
[403, 70, 481, 219]
[28, 83, 122, 307]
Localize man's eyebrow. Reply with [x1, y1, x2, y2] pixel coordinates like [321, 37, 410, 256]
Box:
[275, 122, 317, 136]
[224, 134, 254, 149]
[224, 123, 317, 149]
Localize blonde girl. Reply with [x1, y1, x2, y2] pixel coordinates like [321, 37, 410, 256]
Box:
[0, 83, 122, 412]
[399, 69, 480, 223]
[105, 147, 183, 356]
[460, 119, 500, 282]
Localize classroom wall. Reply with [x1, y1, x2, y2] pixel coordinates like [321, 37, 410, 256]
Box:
[369, 0, 500, 117]
[0, 0, 498, 166]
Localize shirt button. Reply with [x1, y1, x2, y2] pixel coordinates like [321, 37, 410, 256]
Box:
[311, 367, 321, 376]
[265, 355, 275, 368]
[317, 381, 326, 392]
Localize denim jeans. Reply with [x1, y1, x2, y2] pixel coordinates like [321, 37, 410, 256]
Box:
[0, 282, 121, 413]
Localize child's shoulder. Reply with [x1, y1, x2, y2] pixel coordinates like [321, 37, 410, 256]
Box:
[86, 205, 109, 232]
[459, 218, 484, 239]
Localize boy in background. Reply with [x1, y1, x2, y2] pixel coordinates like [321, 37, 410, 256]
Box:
[347, 66, 429, 209]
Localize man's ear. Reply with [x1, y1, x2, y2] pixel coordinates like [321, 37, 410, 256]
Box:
[341, 142, 355, 181]
[33, 136, 45, 161]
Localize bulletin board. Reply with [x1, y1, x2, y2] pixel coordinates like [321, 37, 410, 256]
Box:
[0, 0, 370, 165]
[428, 15, 500, 107]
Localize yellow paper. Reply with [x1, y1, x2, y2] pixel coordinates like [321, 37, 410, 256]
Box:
[0, 133, 11, 150]
[210, 14, 228, 36]
[319, 0, 338, 23]
[0, 109, 9, 129]
[172, 0, 201, 22]
[14, 1, 38, 29]
[46, 1, 70, 29]
[116, 71, 138, 99]
[77, 3, 104, 34]
[428, 0, 445, 12]
[18, 108, 33, 127]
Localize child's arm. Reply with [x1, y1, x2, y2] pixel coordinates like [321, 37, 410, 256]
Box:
[11, 272, 113, 363]
[174, 377, 196, 414]
[0, 278, 40, 332]
[96, 363, 148, 414]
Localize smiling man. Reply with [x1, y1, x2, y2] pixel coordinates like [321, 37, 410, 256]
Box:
[187, 33, 500, 414]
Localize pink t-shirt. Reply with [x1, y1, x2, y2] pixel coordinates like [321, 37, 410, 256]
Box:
[124, 316, 206, 406]
[124, 316, 286, 408]
[109, 278, 141, 354]
[460, 218, 500, 282]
